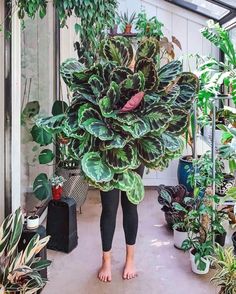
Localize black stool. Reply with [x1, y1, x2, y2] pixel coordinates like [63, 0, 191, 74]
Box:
[18, 225, 47, 279]
[46, 197, 78, 253]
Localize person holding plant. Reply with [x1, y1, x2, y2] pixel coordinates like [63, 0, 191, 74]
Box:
[98, 165, 144, 282]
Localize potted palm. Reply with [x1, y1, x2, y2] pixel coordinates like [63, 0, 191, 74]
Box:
[119, 11, 136, 34]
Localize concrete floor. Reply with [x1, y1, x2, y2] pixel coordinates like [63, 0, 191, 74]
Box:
[43, 189, 217, 294]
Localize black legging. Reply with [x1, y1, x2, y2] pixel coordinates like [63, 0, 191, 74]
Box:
[100, 165, 144, 252]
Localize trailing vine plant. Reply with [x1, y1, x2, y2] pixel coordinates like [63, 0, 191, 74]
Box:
[13, 0, 118, 50]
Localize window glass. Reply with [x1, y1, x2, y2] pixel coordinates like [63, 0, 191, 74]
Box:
[21, 4, 55, 212]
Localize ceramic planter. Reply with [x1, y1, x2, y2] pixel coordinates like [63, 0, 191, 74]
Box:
[216, 174, 235, 197]
[215, 231, 227, 247]
[52, 186, 63, 201]
[173, 229, 188, 249]
[27, 215, 39, 230]
[189, 249, 210, 275]
[177, 156, 193, 192]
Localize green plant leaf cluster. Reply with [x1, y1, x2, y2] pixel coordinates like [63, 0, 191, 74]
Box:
[32, 37, 198, 204]
[0, 208, 51, 293]
[16, 0, 118, 50]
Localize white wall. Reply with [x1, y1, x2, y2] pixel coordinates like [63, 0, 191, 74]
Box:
[119, 0, 218, 186]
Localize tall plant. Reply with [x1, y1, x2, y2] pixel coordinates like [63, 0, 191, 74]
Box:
[34, 37, 198, 204]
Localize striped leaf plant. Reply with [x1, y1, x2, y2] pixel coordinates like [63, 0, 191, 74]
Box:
[34, 36, 198, 204]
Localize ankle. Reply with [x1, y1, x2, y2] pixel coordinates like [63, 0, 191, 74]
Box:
[102, 251, 111, 262]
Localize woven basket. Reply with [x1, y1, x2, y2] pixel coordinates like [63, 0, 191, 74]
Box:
[56, 166, 89, 209]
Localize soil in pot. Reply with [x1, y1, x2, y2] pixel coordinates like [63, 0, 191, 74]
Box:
[190, 249, 210, 275]
[215, 231, 227, 247]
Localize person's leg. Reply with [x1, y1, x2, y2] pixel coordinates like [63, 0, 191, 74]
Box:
[121, 164, 145, 280]
[98, 189, 119, 282]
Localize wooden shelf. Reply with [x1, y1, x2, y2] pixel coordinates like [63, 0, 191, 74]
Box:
[108, 33, 137, 38]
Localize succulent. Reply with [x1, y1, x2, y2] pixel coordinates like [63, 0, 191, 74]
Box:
[35, 37, 198, 204]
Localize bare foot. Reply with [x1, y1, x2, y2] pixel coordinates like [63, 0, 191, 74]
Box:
[123, 259, 137, 280]
[98, 253, 112, 282]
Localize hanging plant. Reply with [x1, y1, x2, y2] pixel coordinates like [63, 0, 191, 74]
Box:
[15, 0, 118, 49]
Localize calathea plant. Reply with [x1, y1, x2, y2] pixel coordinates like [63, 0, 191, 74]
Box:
[35, 37, 198, 204]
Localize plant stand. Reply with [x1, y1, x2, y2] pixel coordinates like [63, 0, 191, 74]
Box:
[46, 197, 78, 253]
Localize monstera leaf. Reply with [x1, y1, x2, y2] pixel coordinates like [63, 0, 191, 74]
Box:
[31, 125, 53, 146]
[135, 58, 158, 91]
[102, 37, 133, 67]
[81, 152, 114, 183]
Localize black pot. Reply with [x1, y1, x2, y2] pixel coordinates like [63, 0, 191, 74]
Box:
[232, 232, 236, 254]
[215, 231, 227, 247]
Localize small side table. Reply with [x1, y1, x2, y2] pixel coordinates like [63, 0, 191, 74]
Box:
[18, 225, 47, 279]
[46, 197, 78, 253]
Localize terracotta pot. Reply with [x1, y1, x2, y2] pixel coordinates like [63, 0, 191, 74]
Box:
[124, 24, 132, 34]
[52, 186, 63, 200]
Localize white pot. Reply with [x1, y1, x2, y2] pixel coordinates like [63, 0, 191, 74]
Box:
[189, 249, 210, 275]
[174, 229, 188, 249]
[27, 215, 39, 230]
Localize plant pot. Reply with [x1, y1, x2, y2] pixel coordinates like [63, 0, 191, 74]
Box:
[189, 249, 210, 275]
[124, 24, 132, 34]
[52, 186, 63, 201]
[174, 229, 188, 249]
[177, 156, 193, 192]
[215, 231, 227, 247]
[232, 232, 236, 254]
[110, 24, 118, 35]
[27, 215, 39, 230]
[56, 166, 89, 209]
[216, 173, 235, 197]
[203, 125, 223, 149]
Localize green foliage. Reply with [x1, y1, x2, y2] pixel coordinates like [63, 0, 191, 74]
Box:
[34, 36, 198, 204]
[135, 10, 163, 39]
[211, 245, 236, 294]
[16, 0, 118, 50]
[200, 20, 236, 105]
[0, 208, 51, 293]
[33, 173, 52, 201]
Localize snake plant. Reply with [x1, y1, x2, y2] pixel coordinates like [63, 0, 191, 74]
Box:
[35, 36, 198, 204]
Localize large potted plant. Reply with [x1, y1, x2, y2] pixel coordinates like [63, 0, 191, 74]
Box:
[35, 36, 198, 204]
